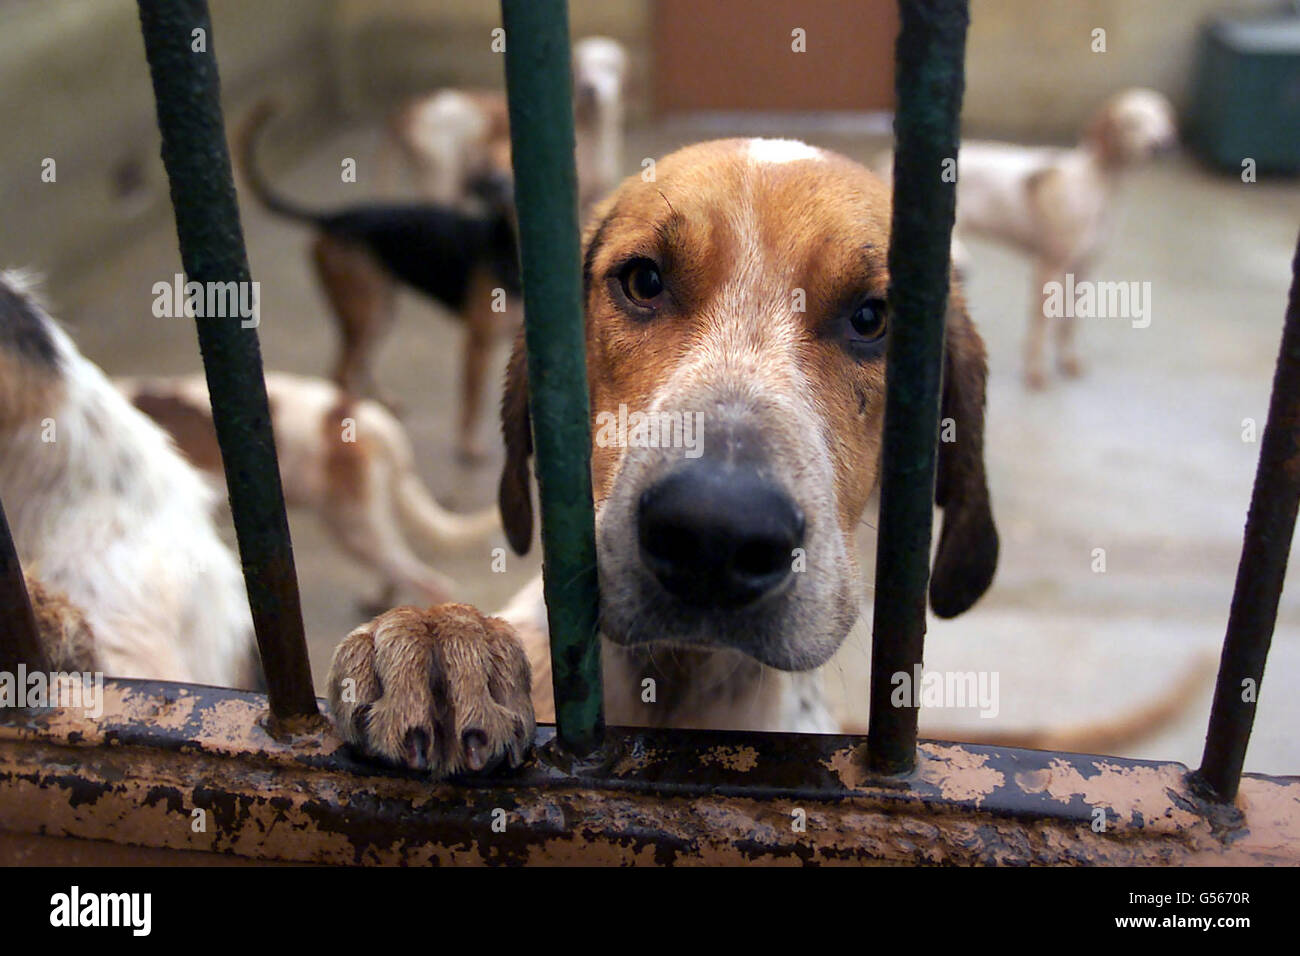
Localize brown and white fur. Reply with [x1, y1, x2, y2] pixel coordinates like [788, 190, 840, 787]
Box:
[325, 138, 1001, 774]
[0, 272, 258, 686]
[119, 371, 500, 610]
[326, 138, 1207, 777]
[383, 36, 629, 214]
[951, 88, 1178, 388]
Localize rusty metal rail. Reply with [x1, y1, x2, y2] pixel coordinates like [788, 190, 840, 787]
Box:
[2, 678, 1297, 865]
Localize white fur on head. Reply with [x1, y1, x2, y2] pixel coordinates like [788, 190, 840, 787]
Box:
[1095, 88, 1178, 163]
[745, 138, 824, 166]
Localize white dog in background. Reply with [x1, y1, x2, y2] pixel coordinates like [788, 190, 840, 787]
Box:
[879, 88, 1177, 388]
[954, 88, 1178, 387]
[0, 272, 259, 687]
[382, 36, 629, 214]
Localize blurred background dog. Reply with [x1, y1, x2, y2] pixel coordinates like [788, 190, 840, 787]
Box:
[953, 88, 1179, 387]
[0, 273, 259, 687]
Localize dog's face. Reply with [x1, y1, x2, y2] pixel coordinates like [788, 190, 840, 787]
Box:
[573, 36, 628, 123]
[500, 139, 997, 671]
[1089, 88, 1178, 165]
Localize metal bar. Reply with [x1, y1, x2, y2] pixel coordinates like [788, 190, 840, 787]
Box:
[500, 0, 604, 755]
[0, 499, 48, 676]
[868, 0, 969, 775]
[5, 677, 1299, 866]
[1195, 229, 1300, 802]
[136, 0, 318, 724]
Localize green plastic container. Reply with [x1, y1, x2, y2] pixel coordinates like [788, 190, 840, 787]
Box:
[1189, 14, 1300, 173]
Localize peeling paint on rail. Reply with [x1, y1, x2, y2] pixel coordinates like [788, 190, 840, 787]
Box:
[1, 679, 1297, 865]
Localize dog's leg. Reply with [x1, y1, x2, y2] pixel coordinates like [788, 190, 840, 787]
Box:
[320, 434, 460, 605]
[1055, 260, 1087, 379]
[1025, 261, 1060, 390]
[458, 321, 494, 463]
[314, 235, 402, 411]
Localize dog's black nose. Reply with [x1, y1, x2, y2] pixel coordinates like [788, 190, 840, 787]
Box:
[638, 462, 805, 609]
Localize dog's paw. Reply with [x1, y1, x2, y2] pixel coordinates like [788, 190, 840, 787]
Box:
[1058, 354, 1084, 379]
[327, 603, 535, 777]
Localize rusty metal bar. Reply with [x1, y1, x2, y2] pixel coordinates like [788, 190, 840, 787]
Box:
[136, 0, 318, 723]
[0, 499, 47, 676]
[3, 677, 1298, 866]
[868, 0, 970, 775]
[500, 0, 604, 755]
[1195, 228, 1300, 802]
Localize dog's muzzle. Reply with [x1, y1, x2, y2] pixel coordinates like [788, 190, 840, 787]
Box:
[637, 459, 805, 609]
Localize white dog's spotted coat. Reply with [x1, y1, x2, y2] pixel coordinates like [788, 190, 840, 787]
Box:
[0, 273, 257, 686]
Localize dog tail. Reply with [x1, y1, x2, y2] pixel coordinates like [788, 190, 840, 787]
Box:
[842, 653, 1216, 756]
[358, 399, 502, 549]
[236, 100, 323, 224]
[393, 470, 501, 551]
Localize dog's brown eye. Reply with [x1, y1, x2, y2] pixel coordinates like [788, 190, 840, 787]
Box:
[620, 258, 664, 305]
[849, 299, 888, 341]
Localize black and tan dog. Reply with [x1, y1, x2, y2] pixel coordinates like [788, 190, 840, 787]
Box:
[239, 103, 521, 460]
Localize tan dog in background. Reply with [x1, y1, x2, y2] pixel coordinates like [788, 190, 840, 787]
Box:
[952, 88, 1178, 387]
[120, 371, 499, 610]
[326, 138, 1002, 775]
[382, 36, 628, 214]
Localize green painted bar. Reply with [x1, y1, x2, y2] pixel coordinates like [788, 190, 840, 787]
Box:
[500, 0, 604, 754]
[136, 0, 319, 724]
[867, 0, 970, 775]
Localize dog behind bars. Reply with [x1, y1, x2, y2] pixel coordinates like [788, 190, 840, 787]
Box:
[0, 272, 259, 686]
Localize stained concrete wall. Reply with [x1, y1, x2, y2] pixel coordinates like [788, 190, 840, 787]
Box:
[329, 0, 1283, 136]
[328, 0, 650, 115]
[963, 0, 1283, 140]
[0, 0, 336, 283]
[2, 0, 1286, 280]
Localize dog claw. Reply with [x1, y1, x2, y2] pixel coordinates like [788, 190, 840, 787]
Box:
[404, 728, 431, 770]
[462, 729, 490, 771]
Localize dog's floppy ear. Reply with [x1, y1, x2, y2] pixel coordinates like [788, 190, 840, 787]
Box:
[1084, 96, 1125, 166]
[498, 331, 534, 554]
[929, 295, 999, 617]
[499, 193, 616, 556]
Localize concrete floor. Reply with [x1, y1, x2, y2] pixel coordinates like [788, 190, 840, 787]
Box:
[54, 119, 1300, 776]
